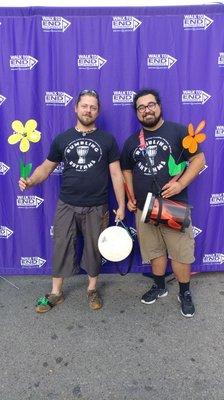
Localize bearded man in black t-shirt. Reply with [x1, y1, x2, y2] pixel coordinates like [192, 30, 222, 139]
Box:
[121, 89, 205, 318]
[19, 90, 125, 313]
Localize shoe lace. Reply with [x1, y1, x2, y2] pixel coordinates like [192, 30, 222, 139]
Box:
[36, 296, 49, 306]
[151, 284, 158, 291]
[183, 291, 192, 302]
[89, 290, 99, 303]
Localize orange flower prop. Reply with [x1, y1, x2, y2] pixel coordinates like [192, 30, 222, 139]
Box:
[182, 120, 206, 154]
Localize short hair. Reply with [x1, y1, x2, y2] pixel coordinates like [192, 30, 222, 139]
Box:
[76, 89, 100, 108]
[133, 89, 161, 110]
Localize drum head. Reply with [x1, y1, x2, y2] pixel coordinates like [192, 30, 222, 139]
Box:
[141, 192, 153, 223]
[98, 226, 133, 262]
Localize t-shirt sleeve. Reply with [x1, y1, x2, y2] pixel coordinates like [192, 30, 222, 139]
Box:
[108, 136, 120, 164]
[120, 139, 134, 170]
[47, 136, 63, 163]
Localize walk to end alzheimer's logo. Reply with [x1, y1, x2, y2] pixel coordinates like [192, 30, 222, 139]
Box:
[210, 193, 224, 206]
[41, 16, 71, 32]
[10, 55, 38, 70]
[50, 226, 54, 238]
[0, 226, 13, 239]
[112, 91, 136, 106]
[45, 92, 73, 106]
[203, 253, 224, 265]
[77, 55, 107, 70]
[21, 256, 46, 268]
[183, 15, 213, 30]
[16, 196, 44, 208]
[215, 126, 224, 139]
[182, 90, 211, 105]
[0, 95, 6, 106]
[218, 53, 224, 67]
[199, 164, 208, 175]
[52, 162, 64, 174]
[112, 16, 141, 32]
[0, 162, 10, 175]
[192, 226, 202, 238]
[147, 54, 177, 69]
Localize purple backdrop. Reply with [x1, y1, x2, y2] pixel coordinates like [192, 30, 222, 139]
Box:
[0, 5, 224, 275]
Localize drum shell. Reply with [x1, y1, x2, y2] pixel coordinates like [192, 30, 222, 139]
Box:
[141, 192, 190, 231]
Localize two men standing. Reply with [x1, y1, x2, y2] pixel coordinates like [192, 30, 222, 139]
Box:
[19, 88, 205, 317]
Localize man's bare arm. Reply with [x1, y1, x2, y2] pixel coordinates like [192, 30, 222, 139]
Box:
[122, 169, 137, 212]
[109, 161, 125, 220]
[18, 159, 59, 191]
[162, 152, 206, 198]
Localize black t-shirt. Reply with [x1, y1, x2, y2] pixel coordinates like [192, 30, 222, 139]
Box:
[121, 121, 195, 210]
[47, 128, 120, 206]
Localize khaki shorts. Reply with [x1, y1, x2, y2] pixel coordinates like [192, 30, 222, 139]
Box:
[136, 208, 195, 264]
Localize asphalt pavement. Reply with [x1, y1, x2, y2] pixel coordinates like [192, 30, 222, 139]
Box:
[1, 272, 224, 400]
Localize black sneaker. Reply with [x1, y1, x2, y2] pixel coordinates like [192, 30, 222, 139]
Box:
[141, 284, 168, 304]
[178, 290, 195, 318]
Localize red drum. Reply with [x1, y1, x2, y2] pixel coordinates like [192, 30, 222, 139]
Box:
[141, 192, 191, 231]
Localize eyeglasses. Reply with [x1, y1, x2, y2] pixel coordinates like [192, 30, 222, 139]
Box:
[136, 102, 157, 113]
[79, 89, 99, 98]
[77, 89, 100, 108]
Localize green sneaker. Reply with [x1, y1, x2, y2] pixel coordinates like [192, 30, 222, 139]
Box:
[35, 292, 64, 313]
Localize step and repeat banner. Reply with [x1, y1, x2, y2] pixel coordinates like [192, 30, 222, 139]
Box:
[0, 5, 224, 275]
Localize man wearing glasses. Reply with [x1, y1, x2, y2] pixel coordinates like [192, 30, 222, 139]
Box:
[121, 89, 205, 317]
[19, 89, 125, 313]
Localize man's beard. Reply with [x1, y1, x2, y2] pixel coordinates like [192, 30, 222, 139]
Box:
[139, 111, 163, 129]
[77, 114, 96, 127]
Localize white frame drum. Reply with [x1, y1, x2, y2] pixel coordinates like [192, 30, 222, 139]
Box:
[98, 226, 133, 262]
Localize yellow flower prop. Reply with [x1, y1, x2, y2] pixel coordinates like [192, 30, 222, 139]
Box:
[8, 119, 41, 153]
[182, 120, 206, 154]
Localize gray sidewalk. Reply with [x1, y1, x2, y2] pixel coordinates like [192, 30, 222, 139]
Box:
[1, 272, 224, 400]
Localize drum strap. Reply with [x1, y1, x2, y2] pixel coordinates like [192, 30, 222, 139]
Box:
[116, 219, 136, 276]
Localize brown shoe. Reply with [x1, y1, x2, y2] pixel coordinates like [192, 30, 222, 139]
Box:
[87, 289, 103, 310]
[35, 292, 64, 313]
